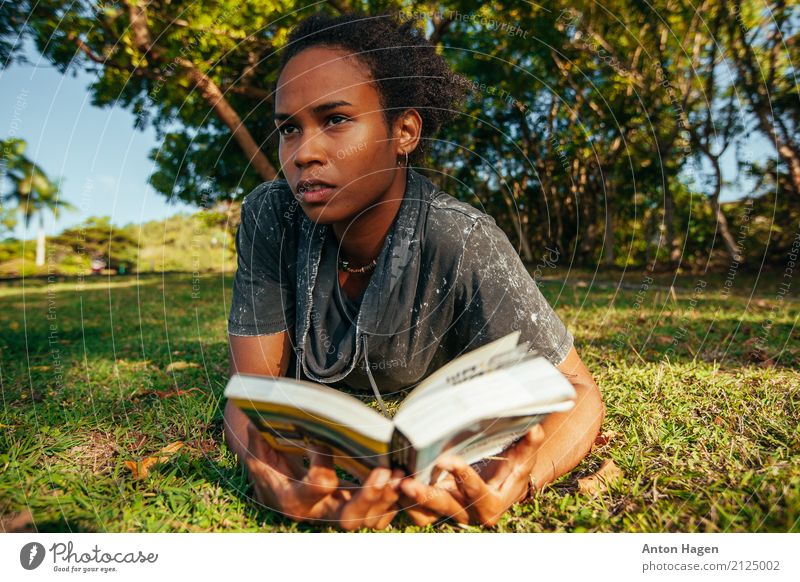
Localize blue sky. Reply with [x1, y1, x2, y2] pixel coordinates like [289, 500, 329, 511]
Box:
[1, 40, 771, 242]
[0, 41, 197, 241]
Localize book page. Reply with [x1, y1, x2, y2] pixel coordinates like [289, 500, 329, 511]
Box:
[224, 374, 395, 480]
[396, 330, 522, 414]
[393, 355, 576, 482]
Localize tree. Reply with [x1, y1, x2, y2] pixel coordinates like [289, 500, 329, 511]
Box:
[687, 4, 745, 263]
[0, 0, 28, 66]
[730, 0, 800, 198]
[5, 0, 794, 272]
[0, 139, 75, 266]
[53, 216, 138, 272]
[14, 0, 303, 205]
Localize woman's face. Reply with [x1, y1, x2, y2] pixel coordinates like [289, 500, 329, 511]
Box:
[274, 46, 403, 224]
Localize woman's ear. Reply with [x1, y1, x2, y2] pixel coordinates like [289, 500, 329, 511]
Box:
[394, 108, 423, 157]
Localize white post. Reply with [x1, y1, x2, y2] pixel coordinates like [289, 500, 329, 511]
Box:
[35, 223, 46, 267]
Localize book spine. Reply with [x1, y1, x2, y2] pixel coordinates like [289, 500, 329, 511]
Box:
[389, 427, 416, 474]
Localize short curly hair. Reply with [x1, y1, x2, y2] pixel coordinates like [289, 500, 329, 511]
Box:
[273, 9, 471, 165]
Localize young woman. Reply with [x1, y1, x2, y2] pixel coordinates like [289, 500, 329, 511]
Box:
[223, 10, 605, 531]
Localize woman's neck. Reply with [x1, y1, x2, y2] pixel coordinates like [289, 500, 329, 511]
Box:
[331, 168, 407, 265]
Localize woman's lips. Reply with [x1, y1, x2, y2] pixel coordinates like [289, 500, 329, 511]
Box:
[299, 185, 337, 203]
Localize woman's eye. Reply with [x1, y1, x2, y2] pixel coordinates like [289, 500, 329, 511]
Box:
[277, 116, 348, 137]
[328, 115, 349, 126]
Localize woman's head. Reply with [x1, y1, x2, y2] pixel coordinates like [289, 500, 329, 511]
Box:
[272, 10, 469, 224]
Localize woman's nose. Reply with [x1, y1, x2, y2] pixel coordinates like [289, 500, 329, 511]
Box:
[292, 131, 328, 168]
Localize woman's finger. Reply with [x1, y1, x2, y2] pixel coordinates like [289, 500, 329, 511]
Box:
[338, 468, 392, 530]
[507, 426, 545, 464]
[359, 478, 399, 529]
[437, 455, 491, 506]
[400, 478, 470, 523]
[372, 508, 400, 530]
[245, 426, 291, 493]
[405, 506, 441, 527]
[361, 472, 403, 530]
[246, 423, 297, 478]
[496, 447, 537, 505]
[398, 492, 442, 526]
[297, 444, 339, 505]
[485, 426, 543, 489]
[361, 469, 403, 529]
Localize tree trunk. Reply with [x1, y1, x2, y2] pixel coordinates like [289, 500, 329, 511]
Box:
[180, 63, 277, 181]
[709, 155, 741, 261]
[731, 0, 800, 198]
[603, 182, 615, 268]
[509, 181, 534, 262]
[125, 1, 277, 182]
[550, 183, 564, 252]
[750, 107, 800, 199]
[35, 222, 46, 267]
[777, 142, 800, 199]
[518, 212, 535, 263]
[664, 188, 680, 264]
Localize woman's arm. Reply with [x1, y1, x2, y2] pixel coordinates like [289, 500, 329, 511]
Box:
[529, 346, 606, 492]
[398, 346, 605, 526]
[224, 332, 294, 464]
[225, 331, 404, 530]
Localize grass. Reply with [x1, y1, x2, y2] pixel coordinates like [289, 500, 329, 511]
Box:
[0, 270, 798, 532]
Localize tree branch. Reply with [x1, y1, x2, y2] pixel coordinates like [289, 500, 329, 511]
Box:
[428, 14, 454, 45]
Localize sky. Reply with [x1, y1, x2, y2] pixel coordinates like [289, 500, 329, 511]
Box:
[0, 40, 197, 241]
[0, 39, 774, 242]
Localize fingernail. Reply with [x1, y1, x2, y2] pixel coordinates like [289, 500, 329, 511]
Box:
[388, 472, 403, 489]
[374, 470, 390, 488]
[438, 457, 455, 471]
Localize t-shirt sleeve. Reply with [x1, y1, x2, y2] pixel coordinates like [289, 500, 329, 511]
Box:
[453, 217, 574, 366]
[227, 183, 295, 336]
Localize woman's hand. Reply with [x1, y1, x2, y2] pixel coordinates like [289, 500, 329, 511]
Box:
[398, 425, 545, 527]
[244, 423, 404, 530]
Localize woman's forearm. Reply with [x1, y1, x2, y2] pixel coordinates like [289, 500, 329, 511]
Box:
[529, 379, 606, 491]
[223, 399, 253, 467]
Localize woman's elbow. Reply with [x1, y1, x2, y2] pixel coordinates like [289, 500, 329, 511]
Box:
[576, 379, 606, 436]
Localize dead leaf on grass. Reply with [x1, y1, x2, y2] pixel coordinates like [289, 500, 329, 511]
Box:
[124, 441, 184, 479]
[590, 430, 618, 452]
[187, 438, 217, 455]
[578, 459, 623, 495]
[165, 361, 200, 373]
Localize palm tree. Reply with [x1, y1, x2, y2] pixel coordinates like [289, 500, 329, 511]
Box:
[1, 138, 74, 266]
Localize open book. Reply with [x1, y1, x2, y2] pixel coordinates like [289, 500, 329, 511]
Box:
[224, 331, 576, 485]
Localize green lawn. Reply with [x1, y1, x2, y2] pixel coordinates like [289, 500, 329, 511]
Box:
[1, 270, 798, 532]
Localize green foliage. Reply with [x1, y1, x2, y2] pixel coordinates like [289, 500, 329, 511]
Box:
[0, 238, 32, 263]
[0, 0, 28, 66]
[52, 216, 139, 271]
[0, 211, 237, 277]
[3, 1, 797, 271]
[0, 138, 75, 230]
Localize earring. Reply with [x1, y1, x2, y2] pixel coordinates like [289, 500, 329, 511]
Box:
[397, 150, 409, 167]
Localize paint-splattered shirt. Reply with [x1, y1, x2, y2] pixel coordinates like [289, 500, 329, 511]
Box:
[227, 169, 573, 397]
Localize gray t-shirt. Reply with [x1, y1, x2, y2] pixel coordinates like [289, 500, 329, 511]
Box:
[228, 168, 574, 397]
